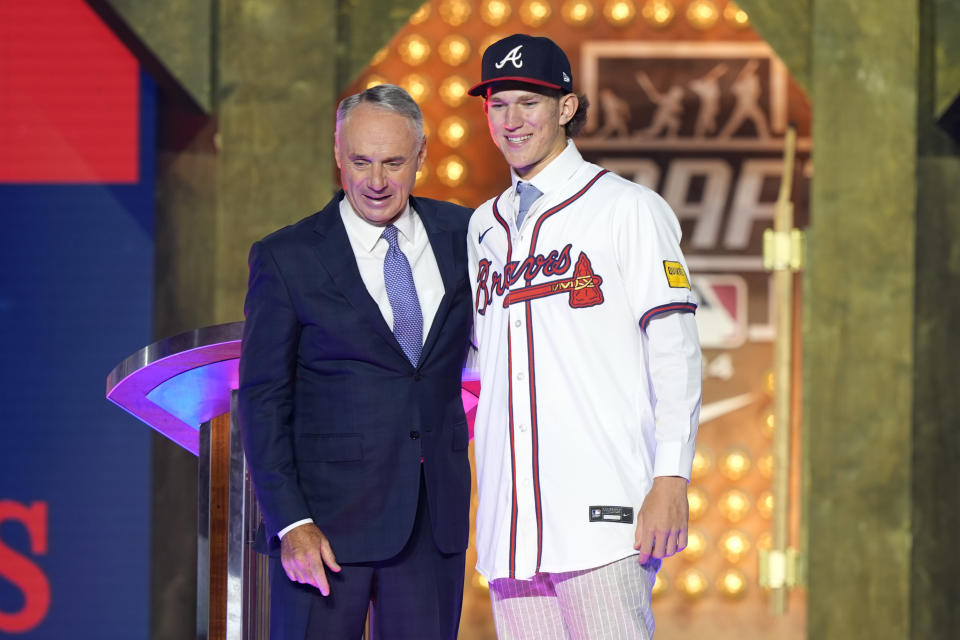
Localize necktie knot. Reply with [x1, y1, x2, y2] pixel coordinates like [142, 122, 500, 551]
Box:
[516, 182, 542, 227]
[382, 224, 400, 247]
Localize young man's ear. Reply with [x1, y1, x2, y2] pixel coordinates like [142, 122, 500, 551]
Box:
[558, 93, 579, 126]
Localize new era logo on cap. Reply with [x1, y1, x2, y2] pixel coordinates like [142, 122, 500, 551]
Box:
[469, 34, 574, 96]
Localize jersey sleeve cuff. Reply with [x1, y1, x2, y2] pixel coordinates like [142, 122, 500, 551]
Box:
[653, 440, 696, 481]
[640, 302, 697, 331]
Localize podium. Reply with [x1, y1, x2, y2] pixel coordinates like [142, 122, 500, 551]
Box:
[106, 322, 482, 640]
[106, 322, 266, 640]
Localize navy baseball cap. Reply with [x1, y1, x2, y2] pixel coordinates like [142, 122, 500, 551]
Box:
[468, 34, 573, 97]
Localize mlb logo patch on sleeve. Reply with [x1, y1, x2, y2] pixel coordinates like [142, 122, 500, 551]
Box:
[663, 261, 691, 289]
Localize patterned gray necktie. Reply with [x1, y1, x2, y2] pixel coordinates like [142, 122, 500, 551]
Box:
[381, 224, 423, 366]
[516, 181, 543, 227]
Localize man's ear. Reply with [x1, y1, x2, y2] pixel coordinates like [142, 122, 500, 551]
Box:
[334, 136, 343, 170]
[558, 93, 579, 126]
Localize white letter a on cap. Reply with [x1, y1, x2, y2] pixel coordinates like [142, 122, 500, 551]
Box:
[495, 45, 524, 69]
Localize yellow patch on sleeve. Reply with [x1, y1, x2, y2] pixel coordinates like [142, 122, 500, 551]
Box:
[663, 261, 691, 289]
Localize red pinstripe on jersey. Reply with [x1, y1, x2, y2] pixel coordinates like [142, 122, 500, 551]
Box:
[491, 195, 518, 577]
[505, 326, 519, 578]
[523, 299, 544, 573]
[491, 195, 513, 264]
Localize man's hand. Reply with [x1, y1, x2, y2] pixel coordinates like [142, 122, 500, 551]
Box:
[634, 476, 689, 563]
[280, 523, 341, 596]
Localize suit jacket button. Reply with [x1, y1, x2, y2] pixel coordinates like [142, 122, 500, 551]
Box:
[413, 373, 423, 381]
[409, 430, 420, 440]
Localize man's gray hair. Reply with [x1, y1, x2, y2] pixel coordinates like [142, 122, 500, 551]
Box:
[336, 84, 425, 142]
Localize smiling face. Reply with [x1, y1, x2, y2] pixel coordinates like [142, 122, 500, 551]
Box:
[335, 103, 426, 226]
[484, 87, 577, 180]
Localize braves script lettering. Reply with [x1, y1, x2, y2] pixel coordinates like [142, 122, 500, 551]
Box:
[476, 246, 605, 314]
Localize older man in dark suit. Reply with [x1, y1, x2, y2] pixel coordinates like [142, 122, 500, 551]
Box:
[238, 84, 473, 639]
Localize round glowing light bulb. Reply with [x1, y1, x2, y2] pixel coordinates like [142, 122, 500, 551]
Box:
[686, 0, 719, 30]
[678, 568, 708, 599]
[687, 486, 708, 521]
[764, 370, 775, 394]
[758, 491, 773, 519]
[719, 489, 751, 523]
[439, 116, 469, 148]
[757, 453, 773, 479]
[641, 0, 674, 27]
[439, 35, 472, 66]
[481, 0, 512, 25]
[603, 0, 636, 25]
[683, 528, 707, 561]
[719, 529, 751, 563]
[723, 2, 750, 28]
[401, 73, 432, 103]
[691, 448, 712, 479]
[409, 3, 432, 24]
[717, 568, 748, 598]
[520, 0, 553, 26]
[364, 74, 387, 90]
[398, 34, 431, 66]
[370, 46, 389, 66]
[763, 412, 775, 438]
[757, 531, 773, 551]
[720, 448, 752, 481]
[439, 0, 473, 25]
[652, 571, 669, 598]
[439, 75, 470, 107]
[438, 155, 467, 186]
[562, 0, 595, 25]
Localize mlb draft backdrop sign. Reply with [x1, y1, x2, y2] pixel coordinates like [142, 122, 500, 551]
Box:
[579, 38, 810, 388]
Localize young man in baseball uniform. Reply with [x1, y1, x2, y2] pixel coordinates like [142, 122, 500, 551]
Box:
[467, 34, 702, 638]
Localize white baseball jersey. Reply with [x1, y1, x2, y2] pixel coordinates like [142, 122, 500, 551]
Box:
[468, 141, 701, 580]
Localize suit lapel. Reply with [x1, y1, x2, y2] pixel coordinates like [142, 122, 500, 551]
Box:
[312, 194, 409, 363]
[415, 197, 459, 365]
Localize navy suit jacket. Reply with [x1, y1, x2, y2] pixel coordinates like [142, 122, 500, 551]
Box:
[237, 193, 473, 563]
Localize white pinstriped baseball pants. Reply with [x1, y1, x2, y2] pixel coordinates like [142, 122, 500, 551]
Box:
[488, 555, 660, 639]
